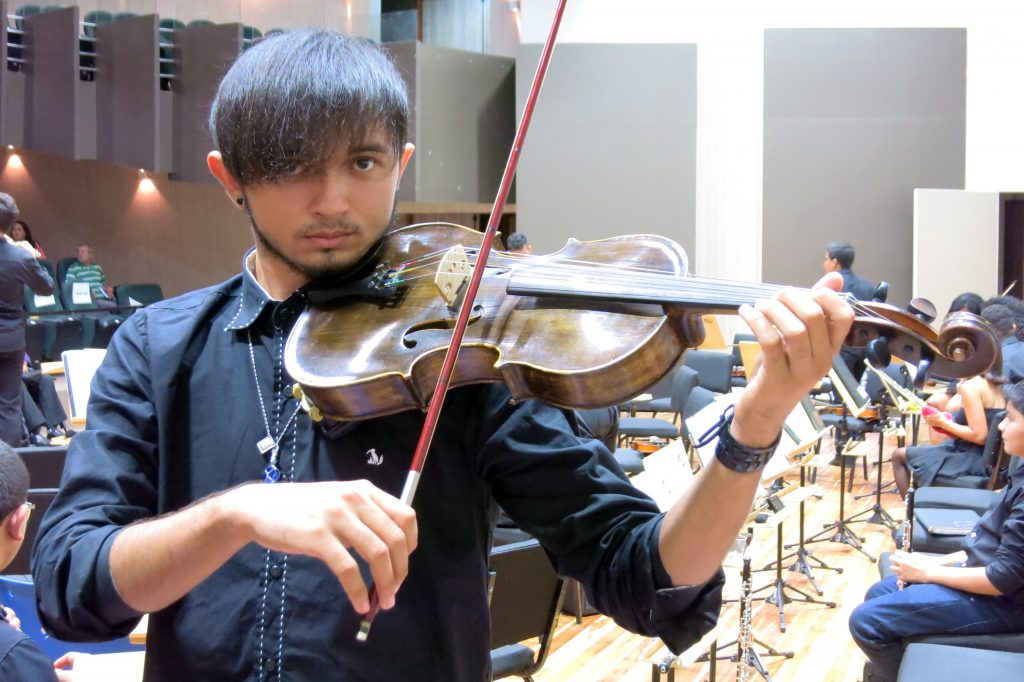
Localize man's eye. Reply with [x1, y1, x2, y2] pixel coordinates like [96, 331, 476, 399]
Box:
[355, 158, 376, 171]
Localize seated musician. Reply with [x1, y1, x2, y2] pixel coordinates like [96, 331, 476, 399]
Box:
[849, 380, 1024, 682]
[31, 30, 853, 680]
[889, 305, 1012, 498]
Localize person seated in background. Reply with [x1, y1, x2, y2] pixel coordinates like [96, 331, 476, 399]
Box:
[21, 357, 73, 442]
[822, 241, 874, 381]
[506, 232, 532, 254]
[0, 442, 74, 680]
[948, 291, 984, 316]
[987, 294, 1024, 343]
[889, 305, 1013, 497]
[20, 356, 74, 447]
[849, 380, 1024, 682]
[6, 220, 45, 260]
[64, 244, 115, 309]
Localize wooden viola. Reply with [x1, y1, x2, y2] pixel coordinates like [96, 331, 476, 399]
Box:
[284, 223, 999, 422]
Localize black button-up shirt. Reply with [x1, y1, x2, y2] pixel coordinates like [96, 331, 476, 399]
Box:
[963, 476, 1024, 603]
[0, 622, 58, 681]
[33, 250, 723, 681]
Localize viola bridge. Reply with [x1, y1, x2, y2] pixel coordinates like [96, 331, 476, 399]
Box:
[434, 244, 472, 307]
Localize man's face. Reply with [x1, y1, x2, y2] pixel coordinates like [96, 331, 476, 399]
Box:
[76, 245, 93, 264]
[241, 131, 413, 284]
[1000, 404, 1024, 458]
[822, 252, 839, 274]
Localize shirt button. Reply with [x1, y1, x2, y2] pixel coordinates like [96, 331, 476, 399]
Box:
[269, 565, 284, 580]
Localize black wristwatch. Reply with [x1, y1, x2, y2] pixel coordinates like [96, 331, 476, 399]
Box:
[714, 415, 781, 474]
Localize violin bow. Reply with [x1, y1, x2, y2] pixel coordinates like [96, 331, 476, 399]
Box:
[357, 0, 570, 641]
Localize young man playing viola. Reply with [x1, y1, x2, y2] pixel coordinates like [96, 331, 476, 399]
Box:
[34, 30, 853, 681]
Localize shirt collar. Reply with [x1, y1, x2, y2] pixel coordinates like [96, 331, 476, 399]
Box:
[224, 248, 277, 332]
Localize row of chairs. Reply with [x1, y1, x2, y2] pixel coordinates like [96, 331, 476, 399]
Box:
[24, 272, 163, 363]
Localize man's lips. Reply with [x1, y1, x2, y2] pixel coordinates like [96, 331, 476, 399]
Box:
[306, 232, 357, 248]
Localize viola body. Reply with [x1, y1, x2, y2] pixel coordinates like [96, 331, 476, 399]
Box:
[286, 223, 703, 420]
[285, 223, 999, 422]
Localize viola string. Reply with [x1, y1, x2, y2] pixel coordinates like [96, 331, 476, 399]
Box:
[386, 249, 890, 322]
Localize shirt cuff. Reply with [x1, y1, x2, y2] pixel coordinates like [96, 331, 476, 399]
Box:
[648, 568, 725, 655]
[649, 535, 725, 655]
[92, 527, 145, 626]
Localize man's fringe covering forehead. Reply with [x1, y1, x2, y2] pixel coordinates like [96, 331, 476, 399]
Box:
[210, 29, 410, 185]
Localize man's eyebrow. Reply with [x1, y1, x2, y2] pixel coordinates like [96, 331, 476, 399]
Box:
[349, 141, 391, 155]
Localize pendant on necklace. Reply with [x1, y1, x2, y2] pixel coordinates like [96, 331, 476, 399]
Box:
[264, 462, 281, 483]
[257, 436, 276, 456]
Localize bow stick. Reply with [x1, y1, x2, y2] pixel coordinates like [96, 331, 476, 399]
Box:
[357, 0, 570, 641]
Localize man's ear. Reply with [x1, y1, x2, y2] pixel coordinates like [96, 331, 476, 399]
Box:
[4, 506, 27, 543]
[207, 152, 245, 208]
[396, 143, 415, 182]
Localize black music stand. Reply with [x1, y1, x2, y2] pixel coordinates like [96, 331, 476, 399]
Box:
[751, 511, 836, 632]
[846, 400, 897, 530]
[700, 530, 793, 682]
[778, 456, 842, 595]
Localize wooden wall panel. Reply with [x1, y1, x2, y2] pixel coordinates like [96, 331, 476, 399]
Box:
[26, 7, 79, 158]
[0, 149, 250, 298]
[96, 14, 161, 171]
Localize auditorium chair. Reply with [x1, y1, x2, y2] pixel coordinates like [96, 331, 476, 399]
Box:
[61, 281, 125, 349]
[115, 282, 164, 308]
[0, 576, 144, 662]
[23, 284, 85, 361]
[489, 539, 566, 681]
[55, 256, 77, 292]
[617, 366, 712, 448]
[576, 407, 644, 476]
[898, 642, 1024, 682]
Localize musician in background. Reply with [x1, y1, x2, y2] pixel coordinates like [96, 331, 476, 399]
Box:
[822, 241, 874, 380]
[849, 380, 1024, 682]
[506, 232, 532, 254]
[33, 30, 853, 681]
[889, 304, 1012, 498]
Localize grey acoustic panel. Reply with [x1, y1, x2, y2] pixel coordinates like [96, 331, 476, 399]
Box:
[172, 23, 241, 184]
[25, 6, 78, 157]
[516, 43, 697, 265]
[96, 14, 161, 170]
[763, 28, 966, 307]
[384, 41, 417, 203]
[386, 41, 514, 204]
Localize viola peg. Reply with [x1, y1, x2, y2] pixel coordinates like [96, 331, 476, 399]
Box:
[866, 337, 891, 369]
[872, 282, 890, 304]
[292, 383, 305, 400]
[913, 357, 933, 390]
[907, 297, 937, 325]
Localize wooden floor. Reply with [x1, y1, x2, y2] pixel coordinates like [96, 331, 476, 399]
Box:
[532, 432, 907, 682]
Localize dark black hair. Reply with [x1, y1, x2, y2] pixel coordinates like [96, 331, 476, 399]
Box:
[0, 442, 28, 522]
[982, 304, 1016, 338]
[10, 219, 35, 246]
[506, 233, 529, 251]
[986, 295, 1024, 342]
[825, 242, 855, 269]
[1005, 380, 1024, 415]
[209, 29, 410, 186]
[949, 292, 984, 316]
[0, 193, 18, 233]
